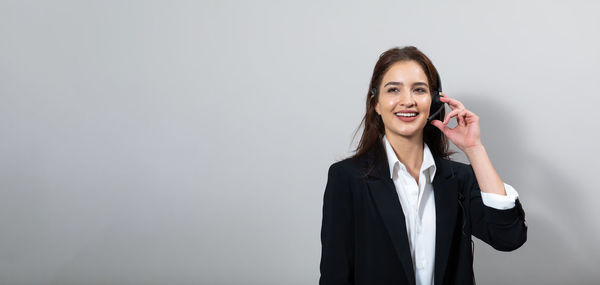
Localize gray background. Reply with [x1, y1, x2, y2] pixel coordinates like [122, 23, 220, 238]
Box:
[1, 0, 599, 284]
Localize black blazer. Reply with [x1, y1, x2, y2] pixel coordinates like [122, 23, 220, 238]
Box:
[319, 147, 527, 285]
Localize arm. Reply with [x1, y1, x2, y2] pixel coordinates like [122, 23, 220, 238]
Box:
[319, 163, 354, 285]
[466, 144, 520, 209]
[430, 93, 526, 250]
[465, 145, 519, 210]
[466, 163, 527, 251]
[464, 144, 506, 196]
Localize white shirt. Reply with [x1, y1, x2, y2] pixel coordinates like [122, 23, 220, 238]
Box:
[382, 135, 519, 285]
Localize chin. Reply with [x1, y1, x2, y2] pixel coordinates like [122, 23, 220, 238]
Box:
[388, 128, 423, 139]
[389, 123, 426, 137]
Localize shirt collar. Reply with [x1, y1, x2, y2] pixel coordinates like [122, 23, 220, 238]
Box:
[382, 135, 437, 183]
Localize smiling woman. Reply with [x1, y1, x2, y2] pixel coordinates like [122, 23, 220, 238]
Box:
[375, 61, 434, 153]
[319, 46, 527, 285]
[355, 48, 453, 177]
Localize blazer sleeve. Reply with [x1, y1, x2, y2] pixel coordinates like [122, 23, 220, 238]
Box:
[466, 165, 528, 251]
[319, 163, 355, 285]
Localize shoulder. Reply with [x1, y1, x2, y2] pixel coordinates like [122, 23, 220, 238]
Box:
[327, 156, 364, 179]
[322, 157, 365, 199]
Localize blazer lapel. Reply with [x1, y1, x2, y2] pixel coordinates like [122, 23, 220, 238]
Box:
[368, 178, 416, 285]
[361, 148, 460, 285]
[432, 158, 459, 285]
[364, 149, 416, 285]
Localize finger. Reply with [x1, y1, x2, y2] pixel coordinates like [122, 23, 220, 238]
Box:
[467, 110, 479, 124]
[440, 93, 465, 110]
[443, 108, 464, 125]
[460, 109, 477, 126]
[440, 94, 464, 109]
[455, 110, 461, 126]
[430, 119, 449, 133]
[459, 110, 468, 126]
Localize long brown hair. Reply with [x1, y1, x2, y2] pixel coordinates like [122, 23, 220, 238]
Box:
[351, 46, 454, 177]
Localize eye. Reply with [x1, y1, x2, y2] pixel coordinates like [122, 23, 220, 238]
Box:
[414, 88, 428, 94]
[387, 87, 399, 93]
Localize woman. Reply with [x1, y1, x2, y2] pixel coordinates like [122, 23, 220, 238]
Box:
[319, 46, 527, 285]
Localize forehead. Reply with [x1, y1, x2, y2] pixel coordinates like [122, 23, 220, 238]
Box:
[381, 61, 428, 83]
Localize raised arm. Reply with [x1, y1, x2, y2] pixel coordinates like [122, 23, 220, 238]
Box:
[431, 93, 527, 250]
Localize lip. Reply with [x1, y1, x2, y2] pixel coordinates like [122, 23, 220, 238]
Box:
[396, 114, 418, 122]
[394, 111, 419, 122]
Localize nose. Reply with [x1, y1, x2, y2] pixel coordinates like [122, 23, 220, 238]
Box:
[398, 90, 416, 107]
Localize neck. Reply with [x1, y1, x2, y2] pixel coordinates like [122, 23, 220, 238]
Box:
[385, 131, 424, 173]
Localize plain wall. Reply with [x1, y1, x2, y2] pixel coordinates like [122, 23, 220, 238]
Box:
[1, 0, 599, 284]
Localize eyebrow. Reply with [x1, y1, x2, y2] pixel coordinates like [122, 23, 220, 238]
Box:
[383, 81, 429, 88]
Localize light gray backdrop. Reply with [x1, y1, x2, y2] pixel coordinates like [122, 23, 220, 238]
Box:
[1, 0, 599, 284]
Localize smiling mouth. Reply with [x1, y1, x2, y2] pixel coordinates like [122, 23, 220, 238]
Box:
[394, 112, 418, 117]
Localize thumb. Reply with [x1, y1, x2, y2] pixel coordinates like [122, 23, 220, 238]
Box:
[430, 119, 446, 132]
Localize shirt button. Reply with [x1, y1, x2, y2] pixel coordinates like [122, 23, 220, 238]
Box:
[417, 261, 425, 270]
[417, 226, 422, 234]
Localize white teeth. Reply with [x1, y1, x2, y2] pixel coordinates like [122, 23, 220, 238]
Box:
[395, 113, 417, 117]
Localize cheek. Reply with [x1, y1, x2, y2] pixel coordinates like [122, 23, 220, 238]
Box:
[384, 98, 397, 108]
[419, 96, 432, 110]
[378, 97, 397, 110]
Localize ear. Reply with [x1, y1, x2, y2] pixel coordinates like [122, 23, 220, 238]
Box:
[373, 96, 380, 115]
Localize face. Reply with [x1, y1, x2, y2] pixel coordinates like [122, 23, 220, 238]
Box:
[374, 60, 432, 140]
